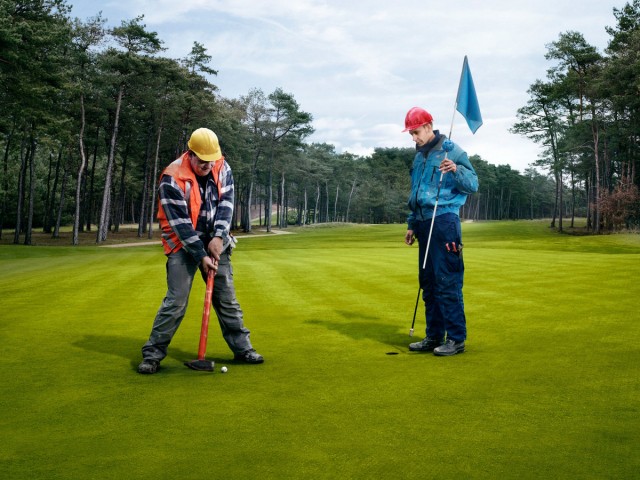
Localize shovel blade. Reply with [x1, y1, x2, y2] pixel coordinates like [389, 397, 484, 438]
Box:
[184, 360, 215, 372]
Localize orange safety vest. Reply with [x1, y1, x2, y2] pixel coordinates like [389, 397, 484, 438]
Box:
[157, 152, 224, 254]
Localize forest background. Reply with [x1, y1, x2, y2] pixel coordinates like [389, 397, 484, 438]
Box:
[2, 0, 640, 246]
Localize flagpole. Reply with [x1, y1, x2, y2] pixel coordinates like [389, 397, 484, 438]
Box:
[421, 57, 474, 271]
[448, 106, 457, 142]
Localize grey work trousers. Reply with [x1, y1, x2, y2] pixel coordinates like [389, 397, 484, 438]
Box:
[141, 248, 253, 361]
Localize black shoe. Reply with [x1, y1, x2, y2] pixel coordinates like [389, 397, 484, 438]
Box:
[409, 337, 444, 352]
[433, 339, 465, 356]
[234, 349, 264, 364]
[137, 359, 159, 374]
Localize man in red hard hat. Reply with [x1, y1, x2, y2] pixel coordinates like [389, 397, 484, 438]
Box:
[403, 107, 478, 356]
[137, 128, 264, 374]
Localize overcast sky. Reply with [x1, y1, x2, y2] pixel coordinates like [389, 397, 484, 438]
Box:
[69, 0, 627, 173]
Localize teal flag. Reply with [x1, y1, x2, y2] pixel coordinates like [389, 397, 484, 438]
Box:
[456, 56, 483, 133]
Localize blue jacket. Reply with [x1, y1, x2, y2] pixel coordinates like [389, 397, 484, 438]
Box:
[407, 134, 478, 230]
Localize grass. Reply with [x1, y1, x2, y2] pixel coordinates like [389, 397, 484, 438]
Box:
[1, 220, 639, 479]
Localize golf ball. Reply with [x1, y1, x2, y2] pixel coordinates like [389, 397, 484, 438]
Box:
[221, 366, 228, 373]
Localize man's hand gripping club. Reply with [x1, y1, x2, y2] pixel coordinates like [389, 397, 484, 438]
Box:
[201, 237, 224, 274]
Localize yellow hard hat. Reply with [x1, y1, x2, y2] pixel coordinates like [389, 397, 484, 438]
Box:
[187, 128, 222, 162]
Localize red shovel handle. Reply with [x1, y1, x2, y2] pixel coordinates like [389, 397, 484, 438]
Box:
[197, 267, 215, 361]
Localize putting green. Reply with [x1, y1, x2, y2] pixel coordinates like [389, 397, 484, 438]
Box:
[1, 221, 638, 479]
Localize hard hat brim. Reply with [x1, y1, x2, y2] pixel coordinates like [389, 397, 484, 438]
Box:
[402, 123, 427, 133]
[194, 152, 223, 162]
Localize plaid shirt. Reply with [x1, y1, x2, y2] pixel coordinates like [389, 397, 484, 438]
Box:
[158, 160, 234, 263]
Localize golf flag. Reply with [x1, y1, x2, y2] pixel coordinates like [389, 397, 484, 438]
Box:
[455, 56, 483, 134]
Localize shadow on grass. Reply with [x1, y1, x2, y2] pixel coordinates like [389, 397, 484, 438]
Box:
[72, 334, 236, 371]
[306, 309, 411, 352]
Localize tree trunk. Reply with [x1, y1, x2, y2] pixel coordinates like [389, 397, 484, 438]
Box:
[324, 182, 329, 222]
[484, 187, 490, 220]
[114, 141, 130, 232]
[147, 117, 164, 239]
[276, 178, 281, 227]
[138, 142, 150, 237]
[24, 133, 37, 246]
[266, 159, 273, 232]
[243, 152, 261, 233]
[303, 187, 308, 225]
[53, 166, 68, 239]
[569, 168, 576, 228]
[550, 174, 558, 228]
[346, 178, 356, 223]
[43, 151, 55, 234]
[85, 126, 100, 232]
[558, 170, 563, 232]
[244, 178, 254, 232]
[14, 138, 28, 244]
[45, 150, 62, 235]
[592, 118, 601, 234]
[530, 184, 535, 220]
[280, 171, 287, 228]
[97, 84, 124, 243]
[585, 172, 592, 231]
[73, 94, 88, 245]
[0, 127, 12, 239]
[314, 183, 320, 224]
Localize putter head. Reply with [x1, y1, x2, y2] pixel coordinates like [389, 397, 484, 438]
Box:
[184, 360, 215, 372]
[409, 328, 414, 337]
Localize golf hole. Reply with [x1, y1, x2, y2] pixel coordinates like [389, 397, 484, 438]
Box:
[385, 352, 399, 355]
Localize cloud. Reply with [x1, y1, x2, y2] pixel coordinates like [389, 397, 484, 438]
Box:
[71, 0, 628, 173]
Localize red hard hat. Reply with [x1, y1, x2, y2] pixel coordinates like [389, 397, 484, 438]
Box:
[403, 107, 433, 132]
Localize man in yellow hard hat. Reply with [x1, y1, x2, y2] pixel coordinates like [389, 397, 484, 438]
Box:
[138, 128, 263, 374]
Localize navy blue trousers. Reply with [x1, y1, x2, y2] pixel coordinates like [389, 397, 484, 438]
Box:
[414, 212, 467, 342]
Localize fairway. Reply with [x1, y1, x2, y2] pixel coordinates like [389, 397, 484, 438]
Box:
[1, 221, 639, 479]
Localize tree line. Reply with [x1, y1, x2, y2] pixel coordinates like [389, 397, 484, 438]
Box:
[1, 1, 638, 246]
[512, 1, 640, 233]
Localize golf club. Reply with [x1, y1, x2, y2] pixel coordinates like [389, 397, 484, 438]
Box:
[185, 263, 215, 371]
[409, 286, 421, 336]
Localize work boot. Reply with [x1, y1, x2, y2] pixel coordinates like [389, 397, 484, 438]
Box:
[137, 359, 159, 374]
[433, 339, 465, 356]
[409, 337, 444, 352]
[234, 348, 264, 364]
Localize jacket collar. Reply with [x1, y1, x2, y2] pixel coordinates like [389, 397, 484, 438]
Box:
[417, 130, 443, 155]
